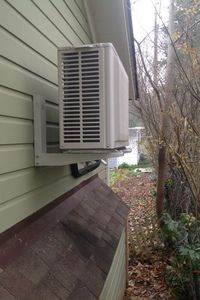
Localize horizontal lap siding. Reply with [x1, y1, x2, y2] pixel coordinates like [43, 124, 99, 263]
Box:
[0, 0, 101, 233]
[98, 166, 109, 185]
[100, 229, 127, 300]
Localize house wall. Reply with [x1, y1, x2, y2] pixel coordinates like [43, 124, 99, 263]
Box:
[0, 0, 106, 233]
[100, 228, 127, 300]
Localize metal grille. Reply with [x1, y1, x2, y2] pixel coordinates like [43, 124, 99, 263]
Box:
[61, 49, 100, 144]
[81, 50, 100, 143]
[62, 52, 80, 143]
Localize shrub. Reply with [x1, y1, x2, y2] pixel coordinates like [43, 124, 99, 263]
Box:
[138, 156, 152, 168]
[162, 213, 200, 299]
[118, 163, 138, 170]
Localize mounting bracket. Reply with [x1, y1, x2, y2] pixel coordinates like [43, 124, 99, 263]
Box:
[33, 95, 124, 166]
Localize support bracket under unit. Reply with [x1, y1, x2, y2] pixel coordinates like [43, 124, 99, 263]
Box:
[33, 95, 124, 166]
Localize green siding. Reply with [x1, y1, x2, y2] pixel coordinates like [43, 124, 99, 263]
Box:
[98, 163, 109, 185]
[0, 0, 106, 233]
[100, 229, 127, 300]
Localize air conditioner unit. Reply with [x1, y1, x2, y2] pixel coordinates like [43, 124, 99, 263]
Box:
[58, 43, 129, 150]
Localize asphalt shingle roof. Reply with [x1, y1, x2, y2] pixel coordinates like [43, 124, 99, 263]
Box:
[0, 176, 129, 300]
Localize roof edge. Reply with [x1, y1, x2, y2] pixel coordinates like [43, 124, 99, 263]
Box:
[124, 0, 139, 100]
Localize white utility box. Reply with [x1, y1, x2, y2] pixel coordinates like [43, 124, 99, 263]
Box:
[58, 43, 129, 150]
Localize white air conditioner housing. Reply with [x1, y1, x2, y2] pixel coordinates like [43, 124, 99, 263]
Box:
[58, 43, 129, 150]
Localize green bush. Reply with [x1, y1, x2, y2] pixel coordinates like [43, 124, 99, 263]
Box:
[138, 156, 152, 168]
[118, 163, 138, 170]
[162, 213, 200, 299]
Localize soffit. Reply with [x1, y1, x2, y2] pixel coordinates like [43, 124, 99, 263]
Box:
[87, 0, 135, 100]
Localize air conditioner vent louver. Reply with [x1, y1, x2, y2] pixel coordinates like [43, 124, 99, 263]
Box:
[60, 50, 100, 144]
[58, 43, 129, 150]
[61, 52, 80, 143]
[81, 50, 100, 143]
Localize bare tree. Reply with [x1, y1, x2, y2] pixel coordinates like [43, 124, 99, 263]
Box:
[156, 0, 175, 220]
[134, 0, 200, 220]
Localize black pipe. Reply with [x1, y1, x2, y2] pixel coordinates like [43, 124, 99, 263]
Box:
[70, 160, 101, 178]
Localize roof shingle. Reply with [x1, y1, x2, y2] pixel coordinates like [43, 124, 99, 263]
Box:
[0, 177, 129, 299]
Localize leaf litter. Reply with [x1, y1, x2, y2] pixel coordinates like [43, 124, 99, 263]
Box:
[111, 171, 174, 300]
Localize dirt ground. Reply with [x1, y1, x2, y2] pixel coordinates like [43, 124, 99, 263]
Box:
[111, 171, 173, 300]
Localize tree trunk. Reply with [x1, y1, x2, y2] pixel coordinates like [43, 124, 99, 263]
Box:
[156, 0, 175, 221]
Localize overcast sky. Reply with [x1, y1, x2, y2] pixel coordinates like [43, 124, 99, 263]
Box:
[131, 0, 169, 42]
